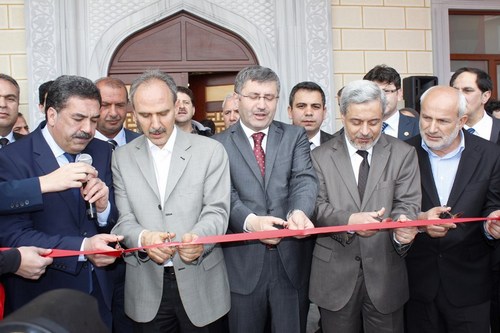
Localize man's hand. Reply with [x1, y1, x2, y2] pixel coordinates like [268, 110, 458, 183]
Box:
[39, 162, 97, 193]
[84, 234, 124, 267]
[287, 210, 314, 239]
[178, 233, 203, 263]
[348, 207, 386, 237]
[417, 206, 456, 238]
[16, 247, 53, 280]
[246, 215, 287, 245]
[141, 231, 177, 264]
[81, 177, 109, 213]
[393, 214, 418, 245]
[485, 210, 500, 239]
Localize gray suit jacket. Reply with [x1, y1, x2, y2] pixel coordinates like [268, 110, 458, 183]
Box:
[214, 121, 318, 294]
[111, 130, 231, 326]
[309, 134, 421, 314]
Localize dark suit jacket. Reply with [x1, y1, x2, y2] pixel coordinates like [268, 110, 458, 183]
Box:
[0, 248, 21, 276]
[124, 128, 141, 143]
[0, 126, 117, 313]
[214, 121, 318, 294]
[309, 134, 421, 314]
[319, 130, 334, 145]
[406, 131, 500, 307]
[397, 112, 419, 140]
[491, 116, 500, 144]
[0, 178, 43, 214]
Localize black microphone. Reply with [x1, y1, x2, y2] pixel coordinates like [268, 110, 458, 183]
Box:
[76, 153, 97, 220]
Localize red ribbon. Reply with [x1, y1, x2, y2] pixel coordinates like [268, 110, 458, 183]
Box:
[0, 217, 485, 258]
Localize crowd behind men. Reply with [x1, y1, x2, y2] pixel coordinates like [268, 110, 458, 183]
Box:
[0, 64, 499, 333]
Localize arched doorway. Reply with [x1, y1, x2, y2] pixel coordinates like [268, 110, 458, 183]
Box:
[108, 11, 258, 133]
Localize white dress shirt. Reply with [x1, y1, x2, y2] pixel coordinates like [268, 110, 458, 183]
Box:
[94, 128, 127, 147]
[463, 110, 493, 141]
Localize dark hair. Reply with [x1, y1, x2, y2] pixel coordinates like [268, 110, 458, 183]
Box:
[0, 73, 20, 97]
[38, 80, 54, 105]
[288, 81, 325, 107]
[363, 64, 401, 89]
[234, 65, 280, 95]
[450, 67, 493, 93]
[176, 86, 195, 107]
[129, 70, 177, 109]
[95, 77, 128, 100]
[485, 99, 500, 115]
[45, 75, 101, 113]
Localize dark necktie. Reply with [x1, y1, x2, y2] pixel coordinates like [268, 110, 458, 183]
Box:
[382, 122, 388, 133]
[107, 139, 118, 150]
[0, 137, 9, 148]
[356, 150, 370, 201]
[252, 132, 266, 177]
[466, 128, 475, 134]
[63, 153, 80, 201]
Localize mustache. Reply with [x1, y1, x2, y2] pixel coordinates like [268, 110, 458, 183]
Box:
[149, 128, 167, 135]
[73, 132, 92, 140]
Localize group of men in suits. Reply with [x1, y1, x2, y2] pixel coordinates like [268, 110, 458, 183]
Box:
[2, 62, 500, 333]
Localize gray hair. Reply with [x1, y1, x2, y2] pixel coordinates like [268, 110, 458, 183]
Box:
[339, 80, 386, 116]
[129, 70, 177, 109]
[234, 65, 280, 95]
[420, 86, 467, 117]
[222, 93, 234, 108]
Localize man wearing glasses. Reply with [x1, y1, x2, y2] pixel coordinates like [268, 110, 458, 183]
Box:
[364, 64, 419, 140]
[214, 65, 318, 333]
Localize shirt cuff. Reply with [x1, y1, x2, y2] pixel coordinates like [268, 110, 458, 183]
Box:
[243, 213, 257, 232]
[96, 201, 111, 227]
[79, 239, 88, 261]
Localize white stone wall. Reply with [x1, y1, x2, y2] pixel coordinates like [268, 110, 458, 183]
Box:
[2, 0, 436, 129]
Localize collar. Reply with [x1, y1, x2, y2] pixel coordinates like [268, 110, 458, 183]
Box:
[421, 129, 465, 159]
[94, 128, 126, 146]
[464, 110, 492, 141]
[41, 125, 71, 158]
[309, 130, 321, 147]
[384, 110, 399, 129]
[240, 121, 270, 139]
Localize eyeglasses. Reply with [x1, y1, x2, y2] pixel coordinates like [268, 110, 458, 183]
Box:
[239, 93, 279, 103]
[382, 88, 398, 95]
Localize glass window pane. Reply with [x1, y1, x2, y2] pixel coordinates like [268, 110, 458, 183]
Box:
[450, 14, 500, 54]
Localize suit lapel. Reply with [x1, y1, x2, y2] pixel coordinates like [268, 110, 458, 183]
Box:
[361, 136, 390, 209]
[416, 144, 441, 207]
[331, 136, 361, 207]
[231, 124, 264, 188]
[446, 134, 481, 207]
[134, 136, 161, 201]
[32, 129, 80, 221]
[164, 131, 191, 203]
[264, 122, 283, 190]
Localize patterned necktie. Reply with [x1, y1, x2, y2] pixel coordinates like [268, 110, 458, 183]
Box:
[107, 139, 118, 150]
[0, 137, 9, 148]
[466, 128, 475, 134]
[381, 122, 388, 133]
[356, 150, 370, 201]
[252, 132, 266, 177]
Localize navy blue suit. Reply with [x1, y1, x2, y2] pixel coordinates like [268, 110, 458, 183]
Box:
[124, 128, 141, 143]
[397, 112, 419, 140]
[0, 178, 43, 214]
[0, 126, 117, 324]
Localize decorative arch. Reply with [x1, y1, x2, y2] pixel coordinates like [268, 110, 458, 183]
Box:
[108, 11, 258, 86]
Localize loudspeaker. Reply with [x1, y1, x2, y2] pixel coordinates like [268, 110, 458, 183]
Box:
[403, 76, 438, 112]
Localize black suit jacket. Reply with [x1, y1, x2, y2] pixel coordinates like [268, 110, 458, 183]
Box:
[491, 116, 500, 144]
[0, 249, 21, 276]
[124, 128, 141, 143]
[406, 131, 500, 307]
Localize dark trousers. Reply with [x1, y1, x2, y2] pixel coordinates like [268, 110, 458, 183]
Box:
[228, 247, 309, 333]
[111, 259, 134, 333]
[491, 265, 500, 333]
[133, 267, 227, 333]
[319, 268, 403, 333]
[406, 287, 490, 333]
[91, 271, 113, 329]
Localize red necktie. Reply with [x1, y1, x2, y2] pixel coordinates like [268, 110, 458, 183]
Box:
[252, 132, 265, 177]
